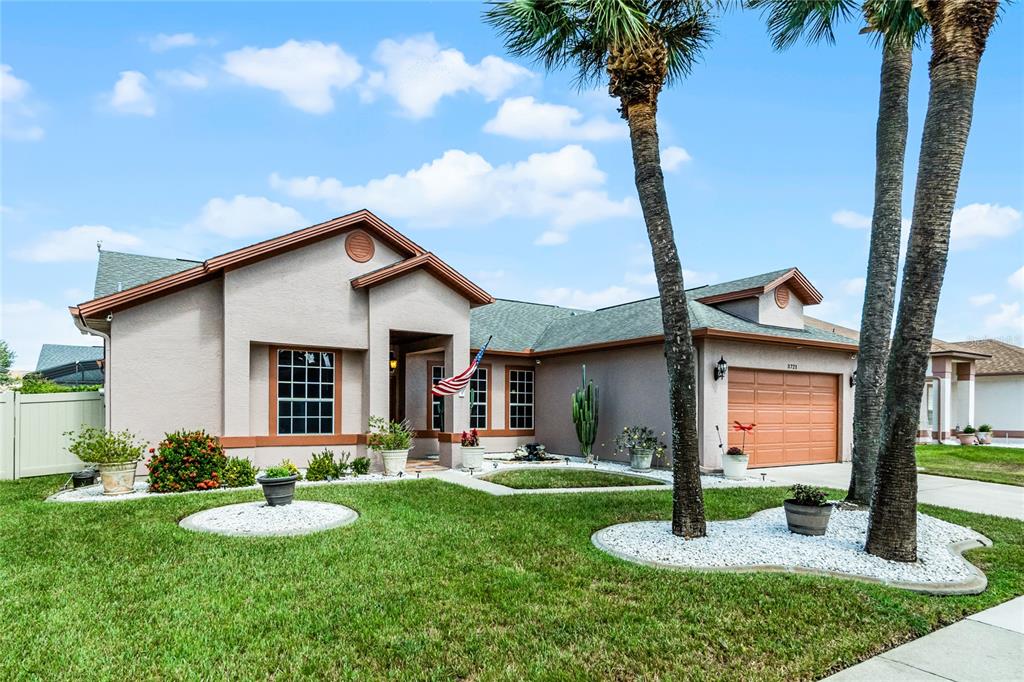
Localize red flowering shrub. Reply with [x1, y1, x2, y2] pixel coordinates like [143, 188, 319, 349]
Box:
[147, 430, 226, 493]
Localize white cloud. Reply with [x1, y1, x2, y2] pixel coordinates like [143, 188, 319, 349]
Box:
[536, 285, 646, 310]
[841, 277, 866, 296]
[660, 146, 692, 172]
[270, 144, 633, 238]
[624, 269, 715, 288]
[832, 209, 871, 230]
[108, 71, 155, 116]
[363, 34, 531, 118]
[15, 225, 142, 262]
[148, 32, 212, 52]
[535, 231, 569, 246]
[2, 299, 93, 370]
[483, 97, 624, 141]
[189, 195, 305, 239]
[223, 40, 362, 114]
[1009, 266, 1024, 291]
[968, 293, 996, 307]
[1, 64, 44, 140]
[950, 203, 1021, 250]
[157, 69, 209, 89]
[983, 302, 1024, 336]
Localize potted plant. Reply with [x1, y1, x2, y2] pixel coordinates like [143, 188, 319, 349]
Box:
[957, 425, 978, 445]
[977, 424, 993, 444]
[367, 416, 413, 476]
[784, 484, 833, 536]
[723, 421, 755, 480]
[257, 462, 300, 506]
[461, 429, 485, 470]
[615, 425, 666, 472]
[65, 427, 145, 496]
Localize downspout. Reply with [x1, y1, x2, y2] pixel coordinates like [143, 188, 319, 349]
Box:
[71, 306, 112, 430]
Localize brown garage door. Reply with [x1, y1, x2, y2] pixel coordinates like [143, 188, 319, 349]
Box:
[727, 368, 838, 467]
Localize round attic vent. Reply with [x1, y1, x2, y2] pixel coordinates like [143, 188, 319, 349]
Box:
[775, 285, 791, 309]
[345, 230, 375, 263]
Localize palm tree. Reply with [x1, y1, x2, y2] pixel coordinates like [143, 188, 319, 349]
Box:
[866, 0, 1001, 562]
[746, 0, 926, 507]
[484, 0, 714, 537]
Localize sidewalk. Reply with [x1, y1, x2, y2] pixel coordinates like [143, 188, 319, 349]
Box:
[823, 596, 1024, 681]
[750, 462, 1024, 520]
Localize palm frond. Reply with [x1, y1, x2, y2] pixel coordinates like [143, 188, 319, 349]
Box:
[746, 0, 858, 49]
[863, 0, 928, 49]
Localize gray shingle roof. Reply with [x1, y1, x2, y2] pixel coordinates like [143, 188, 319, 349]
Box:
[94, 250, 200, 298]
[36, 344, 104, 371]
[470, 299, 585, 352]
[686, 268, 793, 300]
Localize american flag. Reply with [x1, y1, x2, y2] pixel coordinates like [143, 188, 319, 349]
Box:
[431, 336, 492, 397]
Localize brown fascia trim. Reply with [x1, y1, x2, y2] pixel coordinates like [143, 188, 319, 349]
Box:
[696, 268, 824, 306]
[351, 252, 494, 305]
[929, 350, 992, 360]
[531, 335, 665, 358]
[74, 210, 427, 319]
[975, 370, 1024, 377]
[694, 327, 858, 351]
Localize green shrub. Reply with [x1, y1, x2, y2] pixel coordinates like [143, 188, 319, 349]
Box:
[306, 449, 337, 481]
[65, 426, 144, 465]
[280, 458, 302, 480]
[351, 456, 371, 476]
[961, 425, 977, 434]
[222, 457, 257, 487]
[367, 416, 413, 452]
[789, 484, 828, 507]
[21, 373, 101, 394]
[335, 451, 352, 477]
[978, 424, 992, 432]
[262, 464, 295, 479]
[147, 430, 226, 493]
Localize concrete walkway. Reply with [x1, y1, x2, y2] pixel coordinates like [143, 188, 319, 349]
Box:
[823, 596, 1024, 681]
[750, 462, 1024, 520]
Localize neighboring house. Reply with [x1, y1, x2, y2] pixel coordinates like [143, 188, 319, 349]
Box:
[805, 318, 1024, 441]
[70, 210, 859, 471]
[34, 344, 104, 386]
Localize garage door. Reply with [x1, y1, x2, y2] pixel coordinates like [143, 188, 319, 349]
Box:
[727, 368, 838, 467]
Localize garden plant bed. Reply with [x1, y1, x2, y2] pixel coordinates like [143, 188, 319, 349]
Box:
[916, 444, 1024, 487]
[3, 477, 1022, 679]
[179, 500, 358, 537]
[481, 468, 662, 489]
[593, 507, 991, 594]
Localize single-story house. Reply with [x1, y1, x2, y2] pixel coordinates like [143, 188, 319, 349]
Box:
[70, 210, 859, 471]
[34, 344, 104, 385]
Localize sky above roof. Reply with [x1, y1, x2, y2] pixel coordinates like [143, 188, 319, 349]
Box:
[2, 2, 1022, 369]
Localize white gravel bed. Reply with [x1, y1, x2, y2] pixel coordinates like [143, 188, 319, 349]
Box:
[593, 507, 990, 594]
[179, 500, 358, 537]
[47, 472, 392, 503]
[477, 456, 776, 488]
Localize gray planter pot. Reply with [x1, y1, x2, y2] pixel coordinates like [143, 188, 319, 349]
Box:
[784, 500, 833, 536]
[977, 431, 993, 444]
[98, 461, 137, 496]
[257, 474, 299, 506]
[629, 447, 654, 472]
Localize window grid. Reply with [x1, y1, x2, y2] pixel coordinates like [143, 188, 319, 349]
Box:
[469, 367, 488, 430]
[277, 349, 335, 436]
[431, 365, 445, 431]
[508, 368, 534, 430]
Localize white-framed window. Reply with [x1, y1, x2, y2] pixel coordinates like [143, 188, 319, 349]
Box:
[470, 366, 488, 430]
[431, 365, 445, 431]
[508, 368, 534, 430]
[277, 349, 334, 435]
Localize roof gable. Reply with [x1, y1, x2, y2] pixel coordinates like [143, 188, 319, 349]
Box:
[692, 267, 823, 306]
[350, 253, 493, 305]
[943, 339, 1023, 375]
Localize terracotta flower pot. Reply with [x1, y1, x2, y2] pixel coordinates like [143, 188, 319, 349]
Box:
[462, 445, 485, 470]
[257, 474, 298, 506]
[98, 461, 137, 496]
[380, 449, 409, 476]
[784, 500, 833, 536]
[957, 432, 978, 445]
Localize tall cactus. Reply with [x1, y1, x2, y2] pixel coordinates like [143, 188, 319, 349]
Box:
[571, 364, 599, 462]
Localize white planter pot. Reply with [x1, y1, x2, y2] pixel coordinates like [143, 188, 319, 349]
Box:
[956, 433, 978, 445]
[722, 453, 749, 480]
[380, 449, 409, 476]
[977, 431, 993, 444]
[98, 461, 137, 495]
[462, 445, 485, 470]
[630, 448, 654, 472]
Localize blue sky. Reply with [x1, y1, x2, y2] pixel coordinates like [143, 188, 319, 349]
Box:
[2, 1, 1022, 370]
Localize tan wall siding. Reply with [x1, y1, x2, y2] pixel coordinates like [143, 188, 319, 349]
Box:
[110, 279, 224, 445]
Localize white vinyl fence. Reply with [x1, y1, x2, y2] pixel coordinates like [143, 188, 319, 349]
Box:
[0, 391, 104, 480]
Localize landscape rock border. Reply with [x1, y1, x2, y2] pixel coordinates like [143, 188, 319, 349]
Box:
[592, 507, 991, 596]
[179, 500, 359, 537]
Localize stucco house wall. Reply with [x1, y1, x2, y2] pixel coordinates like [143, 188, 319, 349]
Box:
[975, 375, 1024, 434]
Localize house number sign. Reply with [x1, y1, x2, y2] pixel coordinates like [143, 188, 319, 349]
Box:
[787, 363, 798, 370]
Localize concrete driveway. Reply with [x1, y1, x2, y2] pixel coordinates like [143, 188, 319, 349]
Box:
[751, 462, 1024, 520]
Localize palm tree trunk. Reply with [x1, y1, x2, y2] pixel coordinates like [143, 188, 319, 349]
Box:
[847, 40, 913, 507]
[866, 0, 999, 562]
[625, 100, 706, 539]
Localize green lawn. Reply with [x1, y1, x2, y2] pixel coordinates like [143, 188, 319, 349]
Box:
[483, 467, 661, 489]
[1, 477, 1022, 680]
[917, 444, 1024, 486]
